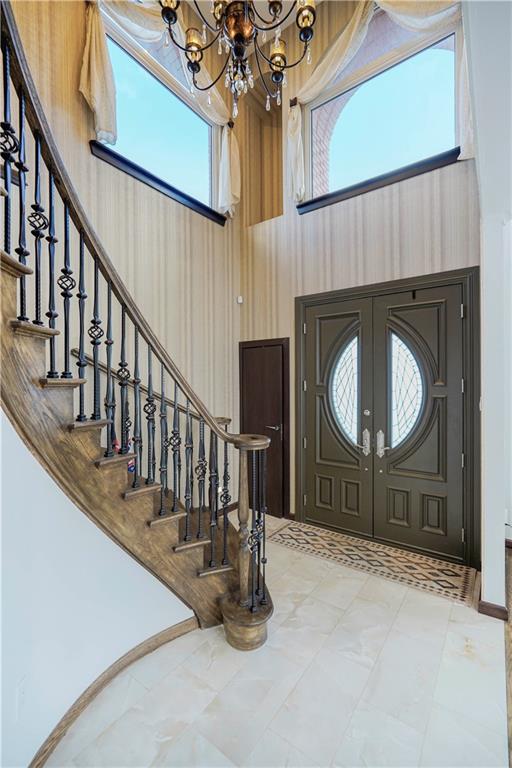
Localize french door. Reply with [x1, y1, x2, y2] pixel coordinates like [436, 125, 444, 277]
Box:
[299, 273, 478, 563]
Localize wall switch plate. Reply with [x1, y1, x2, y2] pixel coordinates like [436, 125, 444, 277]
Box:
[237, 295, 244, 305]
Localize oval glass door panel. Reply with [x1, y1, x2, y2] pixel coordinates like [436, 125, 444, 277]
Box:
[391, 332, 424, 447]
[331, 335, 359, 444]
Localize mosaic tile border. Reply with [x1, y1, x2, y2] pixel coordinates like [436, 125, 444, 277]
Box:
[269, 521, 477, 606]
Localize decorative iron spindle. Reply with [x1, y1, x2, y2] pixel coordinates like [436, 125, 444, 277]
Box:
[15, 92, 29, 321]
[45, 172, 58, 378]
[75, 234, 87, 420]
[259, 450, 268, 605]
[208, 431, 219, 567]
[171, 381, 181, 512]
[88, 256, 103, 418]
[28, 133, 48, 326]
[104, 282, 115, 456]
[1, 38, 18, 257]
[250, 450, 258, 611]
[117, 307, 131, 453]
[144, 347, 157, 484]
[183, 399, 193, 541]
[58, 205, 75, 377]
[159, 364, 169, 516]
[132, 327, 142, 488]
[221, 432, 231, 566]
[195, 419, 207, 539]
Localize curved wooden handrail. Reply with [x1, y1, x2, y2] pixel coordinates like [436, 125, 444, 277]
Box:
[0, 1, 269, 452]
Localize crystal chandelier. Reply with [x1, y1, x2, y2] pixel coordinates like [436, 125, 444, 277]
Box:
[160, 1, 317, 118]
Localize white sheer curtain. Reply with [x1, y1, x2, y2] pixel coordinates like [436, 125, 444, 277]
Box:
[287, 0, 473, 202]
[79, 0, 240, 216]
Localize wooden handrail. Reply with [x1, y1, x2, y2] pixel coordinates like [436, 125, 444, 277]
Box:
[0, 2, 269, 453]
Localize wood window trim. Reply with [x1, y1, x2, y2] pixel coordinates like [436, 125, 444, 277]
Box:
[90, 141, 226, 226]
[297, 147, 461, 216]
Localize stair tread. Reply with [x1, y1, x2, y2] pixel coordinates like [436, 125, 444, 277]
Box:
[10, 320, 60, 338]
[40, 377, 86, 388]
[68, 419, 111, 431]
[1, 251, 33, 277]
[95, 453, 133, 469]
[123, 482, 162, 500]
[148, 511, 187, 528]
[174, 537, 212, 553]
[197, 563, 234, 578]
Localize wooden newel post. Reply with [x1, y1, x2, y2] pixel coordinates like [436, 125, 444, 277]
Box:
[238, 448, 251, 608]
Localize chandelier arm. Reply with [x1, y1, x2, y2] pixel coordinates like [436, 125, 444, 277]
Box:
[254, 35, 308, 70]
[254, 43, 278, 99]
[191, 52, 231, 92]
[252, 1, 297, 32]
[193, 1, 218, 32]
[169, 25, 222, 54]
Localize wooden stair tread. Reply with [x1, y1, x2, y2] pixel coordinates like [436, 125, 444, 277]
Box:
[1, 251, 32, 278]
[68, 419, 111, 431]
[123, 482, 162, 500]
[173, 538, 211, 553]
[10, 320, 59, 338]
[148, 511, 187, 528]
[95, 453, 133, 469]
[40, 377, 86, 388]
[197, 563, 234, 578]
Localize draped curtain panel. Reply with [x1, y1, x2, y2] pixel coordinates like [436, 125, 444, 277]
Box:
[287, 0, 474, 202]
[79, 0, 240, 216]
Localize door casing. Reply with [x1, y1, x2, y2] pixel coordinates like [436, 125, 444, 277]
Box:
[295, 268, 480, 569]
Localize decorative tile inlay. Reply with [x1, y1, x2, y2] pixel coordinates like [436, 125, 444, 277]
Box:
[269, 521, 476, 606]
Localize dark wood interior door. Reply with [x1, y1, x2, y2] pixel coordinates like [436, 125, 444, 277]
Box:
[240, 339, 289, 517]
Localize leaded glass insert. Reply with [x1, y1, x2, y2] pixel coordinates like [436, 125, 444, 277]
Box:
[331, 336, 359, 444]
[391, 333, 423, 447]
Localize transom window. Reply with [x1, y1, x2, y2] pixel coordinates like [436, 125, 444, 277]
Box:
[308, 12, 457, 200]
[107, 37, 212, 206]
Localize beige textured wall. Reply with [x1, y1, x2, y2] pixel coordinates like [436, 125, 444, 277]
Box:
[11, 0, 242, 427]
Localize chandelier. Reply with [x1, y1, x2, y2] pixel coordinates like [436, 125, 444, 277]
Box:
[159, 1, 317, 118]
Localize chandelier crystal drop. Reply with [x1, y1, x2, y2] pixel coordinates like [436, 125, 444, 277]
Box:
[159, 0, 317, 120]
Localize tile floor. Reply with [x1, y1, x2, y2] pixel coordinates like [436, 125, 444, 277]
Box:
[47, 526, 508, 768]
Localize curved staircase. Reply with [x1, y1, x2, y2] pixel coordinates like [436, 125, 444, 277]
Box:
[0, 1, 272, 646]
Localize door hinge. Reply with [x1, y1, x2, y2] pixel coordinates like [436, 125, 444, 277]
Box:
[461, 378, 465, 394]
[303, 380, 307, 392]
[303, 436, 307, 449]
[303, 322, 307, 334]
[461, 452, 465, 469]
[303, 493, 307, 506]
[479, 396, 483, 411]
[461, 527, 465, 543]
[460, 303, 465, 319]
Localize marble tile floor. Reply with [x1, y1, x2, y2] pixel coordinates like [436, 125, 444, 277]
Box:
[48, 530, 507, 768]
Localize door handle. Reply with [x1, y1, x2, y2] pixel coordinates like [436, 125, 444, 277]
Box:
[376, 429, 391, 458]
[356, 428, 371, 456]
[265, 425, 281, 432]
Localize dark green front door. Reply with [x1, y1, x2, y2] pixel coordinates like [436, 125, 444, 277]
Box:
[303, 283, 465, 561]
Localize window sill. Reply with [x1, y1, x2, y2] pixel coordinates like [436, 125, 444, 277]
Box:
[297, 147, 461, 216]
[89, 141, 226, 227]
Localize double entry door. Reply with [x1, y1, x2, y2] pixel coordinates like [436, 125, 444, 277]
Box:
[301, 281, 468, 561]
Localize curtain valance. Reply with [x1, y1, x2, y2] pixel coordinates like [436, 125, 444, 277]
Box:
[79, 0, 240, 216]
[287, 0, 474, 203]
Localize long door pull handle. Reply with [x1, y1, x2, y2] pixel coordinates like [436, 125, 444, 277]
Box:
[356, 427, 371, 456]
[376, 429, 391, 458]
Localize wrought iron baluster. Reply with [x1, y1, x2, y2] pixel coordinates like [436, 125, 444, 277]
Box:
[88, 256, 103, 418]
[195, 419, 207, 540]
[45, 172, 58, 378]
[58, 204, 75, 377]
[250, 450, 258, 611]
[104, 282, 114, 456]
[132, 327, 142, 488]
[144, 346, 156, 484]
[171, 382, 181, 512]
[75, 234, 87, 420]
[183, 400, 193, 541]
[159, 364, 169, 516]
[208, 431, 219, 567]
[28, 133, 47, 326]
[221, 431, 231, 566]
[15, 91, 29, 321]
[1, 38, 18, 257]
[259, 450, 268, 605]
[117, 306, 131, 453]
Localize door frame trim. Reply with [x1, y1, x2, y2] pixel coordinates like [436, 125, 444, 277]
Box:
[295, 267, 480, 569]
[239, 338, 290, 518]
